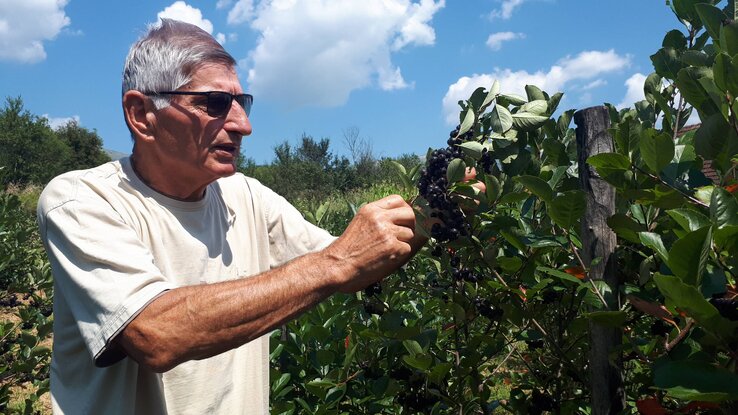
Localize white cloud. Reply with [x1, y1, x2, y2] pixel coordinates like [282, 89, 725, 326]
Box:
[616, 73, 646, 109]
[156, 1, 214, 34]
[227, 0, 255, 25]
[579, 79, 607, 91]
[489, 0, 526, 20]
[43, 114, 80, 130]
[216, 0, 234, 9]
[486, 31, 524, 51]
[233, 0, 444, 108]
[442, 49, 631, 124]
[0, 0, 70, 63]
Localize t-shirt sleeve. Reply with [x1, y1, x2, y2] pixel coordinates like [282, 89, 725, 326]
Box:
[39, 189, 175, 367]
[247, 179, 337, 267]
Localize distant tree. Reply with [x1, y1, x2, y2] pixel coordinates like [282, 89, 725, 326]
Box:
[258, 134, 359, 202]
[343, 126, 378, 186]
[56, 120, 110, 171]
[0, 97, 70, 186]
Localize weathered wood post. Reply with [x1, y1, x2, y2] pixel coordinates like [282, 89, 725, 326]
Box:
[573, 106, 624, 414]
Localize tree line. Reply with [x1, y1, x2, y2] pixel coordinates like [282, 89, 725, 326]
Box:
[0, 97, 111, 187]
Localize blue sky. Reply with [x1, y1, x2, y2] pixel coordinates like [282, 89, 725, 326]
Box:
[0, 1, 688, 164]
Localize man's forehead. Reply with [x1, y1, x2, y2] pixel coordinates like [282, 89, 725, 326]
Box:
[186, 63, 244, 91]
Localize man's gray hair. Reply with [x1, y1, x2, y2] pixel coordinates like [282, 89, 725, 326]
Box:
[122, 18, 237, 110]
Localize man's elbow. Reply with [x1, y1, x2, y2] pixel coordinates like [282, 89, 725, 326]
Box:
[116, 323, 180, 373]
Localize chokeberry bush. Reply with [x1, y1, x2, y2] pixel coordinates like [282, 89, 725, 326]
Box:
[271, 2, 738, 414]
[0, 190, 53, 414]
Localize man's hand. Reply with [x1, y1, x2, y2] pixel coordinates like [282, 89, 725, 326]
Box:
[324, 195, 423, 293]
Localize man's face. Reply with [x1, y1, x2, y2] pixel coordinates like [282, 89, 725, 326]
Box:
[151, 63, 252, 188]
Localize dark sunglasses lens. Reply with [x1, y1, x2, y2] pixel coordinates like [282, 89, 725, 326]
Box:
[235, 95, 252, 116]
[207, 92, 233, 116]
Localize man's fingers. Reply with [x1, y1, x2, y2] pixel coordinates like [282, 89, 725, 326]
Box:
[463, 167, 478, 181]
[376, 194, 407, 209]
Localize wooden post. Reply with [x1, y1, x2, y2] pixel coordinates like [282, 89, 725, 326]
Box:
[574, 106, 625, 414]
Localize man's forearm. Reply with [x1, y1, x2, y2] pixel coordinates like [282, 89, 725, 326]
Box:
[117, 249, 348, 372]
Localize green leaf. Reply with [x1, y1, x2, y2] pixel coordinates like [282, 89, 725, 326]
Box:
[547, 92, 563, 115]
[640, 129, 675, 173]
[402, 354, 432, 371]
[556, 109, 575, 139]
[585, 311, 627, 328]
[667, 208, 711, 232]
[497, 256, 523, 273]
[484, 174, 502, 203]
[272, 373, 291, 394]
[668, 226, 712, 286]
[587, 152, 631, 170]
[481, 80, 500, 110]
[447, 158, 466, 183]
[607, 213, 647, 243]
[525, 85, 546, 101]
[542, 138, 569, 166]
[720, 20, 738, 57]
[538, 266, 584, 285]
[651, 47, 684, 79]
[663, 29, 688, 50]
[694, 113, 738, 171]
[654, 274, 738, 338]
[490, 104, 513, 133]
[519, 100, 548, 115]
[458, 141, 484, 159]
[670, 0, 705, 30]
[513, 175, 553, 201]
[325, 385, 346, 406]
[695, 3, 727, 42]
[675, 67, 720, 119]
[710, 187, 738, 228]
[498, 93, 527, 106]
[654, 360, 738, 402]
[402, 339, 424, 356]
[680, 50, 710, 67]
[639, 232, 669, 263]
[644, 73, 663, 105]
[548, 190, 586, 229]
[458, 107, 475, 136]
[586, 152, 632, 188]
[695, 185, 715, 205]
[511, 112, 549, 131]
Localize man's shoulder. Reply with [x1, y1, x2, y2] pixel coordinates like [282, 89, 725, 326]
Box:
[38, 161, 123, 216]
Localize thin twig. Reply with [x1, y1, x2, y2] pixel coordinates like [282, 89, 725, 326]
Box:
[633, 164, 709, 208]
[666, 319, 695, 352]
[566, 230, 609, 308]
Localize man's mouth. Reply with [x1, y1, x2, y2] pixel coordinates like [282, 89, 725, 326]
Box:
[212, 143, 239, 155]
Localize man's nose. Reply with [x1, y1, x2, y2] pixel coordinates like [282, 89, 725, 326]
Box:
[224, 100, 252, 136]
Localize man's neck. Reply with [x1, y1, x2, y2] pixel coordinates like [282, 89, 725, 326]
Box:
[129, 153, 208, 201]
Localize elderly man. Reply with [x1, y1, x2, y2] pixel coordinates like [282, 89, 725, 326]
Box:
[37, 19, 424, 414]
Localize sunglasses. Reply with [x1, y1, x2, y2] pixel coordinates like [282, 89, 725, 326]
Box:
[146, 90, 253, 117]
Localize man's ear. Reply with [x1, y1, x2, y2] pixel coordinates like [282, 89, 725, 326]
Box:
[122, 91, 157, 142]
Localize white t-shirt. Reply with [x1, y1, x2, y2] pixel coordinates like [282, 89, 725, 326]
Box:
[37, 157, 335, 415]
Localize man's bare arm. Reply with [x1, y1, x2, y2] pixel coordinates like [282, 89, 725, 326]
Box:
[116, 195, 425, 372]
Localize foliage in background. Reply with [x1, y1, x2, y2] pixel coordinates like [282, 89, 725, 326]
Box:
[0, 189, 53, 414]
[0, 97, 110, 188]
[269, 1, 738, 414]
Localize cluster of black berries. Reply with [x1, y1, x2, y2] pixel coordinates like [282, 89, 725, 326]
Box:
[710, 297, 738, 321]
[525, 339, 544, 350]
[650, 320, 672, 337]
[474, 297, 504, 320]
[0, 293, 19, 308]
[417, 127, 473, 243]
[393, 367, 438, 412]
[529, 389, 557, 414]
[364, 282, 382, 297]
